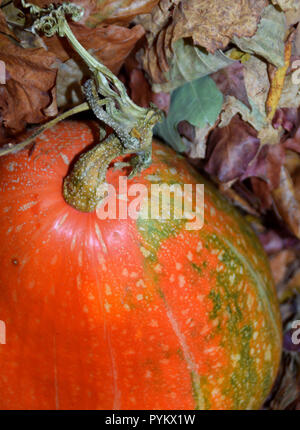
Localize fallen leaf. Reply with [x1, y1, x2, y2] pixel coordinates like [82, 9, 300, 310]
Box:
[272, 166, 300, 238]
[211, 62, 250, 109]
[271, 0, 300, 11]
[267, 41, 292, 120]
[56, 58, 87, 109]
[137, 0, 267, 85]
[126, 67, 170, 113]
[150, 39, 235, 91]
[0, 10, 58, 138]
[171, 0, 267, 54]
[233, 5, 286, 68]
[86, 0, 160, 26]
[44, 22, 145, 74]
[186, 123, 217, 159]
[243, 55, 270, 119]
[243, 143, 285, 189]
[205, 114, 260, 183]
[218, 95, 266, 131]
[154, 76, 223, 152]
[270, 249, 295, 284]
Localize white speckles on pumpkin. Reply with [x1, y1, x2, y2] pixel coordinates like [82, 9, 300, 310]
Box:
[18, 201, 38, 212]
[104, 301, 111, 313]
[78, 250, 83, 267]
[140, 246, 151, 258]
[136, 279, 146, 288]
[105, 284, 112, 295]
[136, 294, 143, 301]
[88, 292, 95, 301]
[264, 345, 272, 361]
[94, 223, 107, 253]
[60, 153, 69, 165]
[187, 251, 193, 261]
[149, 319, 159, 327]
[57, 213, 69, 228]
[122, 268, 129, 277]
[178, 275, 186, 288]
[196, 241, 203, 252]
[76, 273, 82, 290]
[154, 264, 162, 273]
[175, 262, 182, 270]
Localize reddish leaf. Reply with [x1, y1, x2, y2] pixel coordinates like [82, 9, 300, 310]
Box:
[44, 23, 145, 75]
[0, 11, 57, 138]
[211, 62, 251, 108]
[205, 114, 260, 183]
[242, 143, 286, 189]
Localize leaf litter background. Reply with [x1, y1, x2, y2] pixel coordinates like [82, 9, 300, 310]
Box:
[1, 0, 300, 409]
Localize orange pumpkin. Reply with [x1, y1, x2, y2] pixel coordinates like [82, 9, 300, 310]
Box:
[0, 121, 281, 409]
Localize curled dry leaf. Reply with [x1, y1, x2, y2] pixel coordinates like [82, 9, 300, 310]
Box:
[137, 0, 267, 84]
[211, 62, 250, 109]
[128, 68, 170, 113]
[0, 10, 57, 138]
[44, 22, 145, 75]
[270, 249, 295, 285]
[20, 0, 159, 25]
[272, 166, 300, 239]
[243, 143, 285, 189]
[205, 114, 260, 183]
[85, 0, 160, 26]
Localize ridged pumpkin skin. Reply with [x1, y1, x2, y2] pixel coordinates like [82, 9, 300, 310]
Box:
[0, 121, 281, 410]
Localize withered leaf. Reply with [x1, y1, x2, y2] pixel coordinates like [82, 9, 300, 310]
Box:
[128, 68, 170, 114]
[138, 0, 267, 84]
[151, 39, 235, 92]
[272, 166, 300, 239]
[233, 5, 286, 68]
[43, 22, 145, 74]
[211, 62, 250, 109]
[85, 0, 160, 26]
[24, 0, 159, 25]
[0, 10, 57, 137]
[205, 114, 260, 183]
[242, 143, 285, 189]
[172, 0, 267, 54]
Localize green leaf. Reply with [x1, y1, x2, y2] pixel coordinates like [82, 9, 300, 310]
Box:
[154, 76, 223, 152]
[233, 5, 286, 68]
[153, 39, 235, 93]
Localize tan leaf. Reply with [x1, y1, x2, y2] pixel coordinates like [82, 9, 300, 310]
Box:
[137, 0, 267, 83]
[271, 0, 300, 11]
[0, 10, 58, 137]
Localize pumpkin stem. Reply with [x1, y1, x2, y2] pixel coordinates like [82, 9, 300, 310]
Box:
[63, 107, 162, 212]
[19, 1, 163, 212]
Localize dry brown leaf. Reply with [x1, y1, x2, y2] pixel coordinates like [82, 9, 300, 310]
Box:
[270, 249, 295, 284]
[20, 0, 159, 25]
[205, 114, 260, 183]
[0, 10, 57, 138]
[85, 0, 160, 26]
[273, 166, 300, 239]
[126, 66, 170, 113]
[43, 22, 145, 74]
[137, 0, 267, 83]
